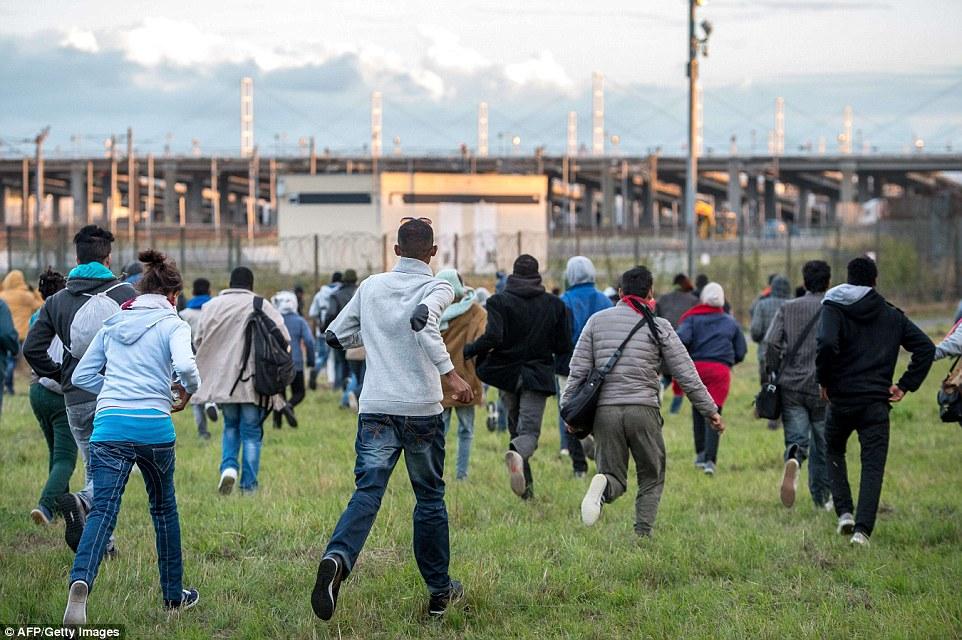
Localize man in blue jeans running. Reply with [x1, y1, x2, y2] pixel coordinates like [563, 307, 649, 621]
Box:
[312, 218, 474, 620]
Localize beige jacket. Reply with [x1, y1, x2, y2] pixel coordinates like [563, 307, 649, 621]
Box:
[0, 270, 43, 340]
[191, 289, 290, 406]
[563, 302, 717, 418]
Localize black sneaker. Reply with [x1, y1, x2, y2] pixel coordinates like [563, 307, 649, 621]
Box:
[164, 588, 200, 610]
[273, 413, 283, 429]
[311, 555, 343, 621]
[57, 493, 87, 553]
[205, 403, 219, 422]
[308, 370, 318, 391]
[282, 403, 298, 428]
[428, 580, 465, 618]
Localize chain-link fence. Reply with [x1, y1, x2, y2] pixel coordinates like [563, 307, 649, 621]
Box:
[3, 190, 960, 319]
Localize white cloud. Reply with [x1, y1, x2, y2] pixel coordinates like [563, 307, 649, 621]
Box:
[504, 50, 572, 89]
[60, 28, 99, 53]
[419, 25, 489, 73]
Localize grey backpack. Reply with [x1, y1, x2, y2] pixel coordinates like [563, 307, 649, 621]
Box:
[67, 282, 127, 358]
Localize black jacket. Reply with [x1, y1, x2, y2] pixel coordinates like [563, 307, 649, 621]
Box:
[464, 274, 570, 395]
[815, 286, 934, 406]
[23, 276, 137, 406]
[323, 282, 358, 332]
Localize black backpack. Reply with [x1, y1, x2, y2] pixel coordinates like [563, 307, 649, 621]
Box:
[231, 297, 296, 417]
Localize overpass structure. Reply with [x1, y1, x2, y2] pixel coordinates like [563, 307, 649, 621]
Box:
[0, 152, 960, 237]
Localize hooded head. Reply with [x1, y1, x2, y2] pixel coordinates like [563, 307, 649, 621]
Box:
[1, 270, 26, 291]
[770, 275, 791, 299]
[272, 290, 298, 315]
[474, 287, 490, 306]
[343, 269, 358, 285]
[513, 254, 540, 278]
[700, 282, 725, 308]
[436, 269, 465, 300]
[565, 256, 596, 287]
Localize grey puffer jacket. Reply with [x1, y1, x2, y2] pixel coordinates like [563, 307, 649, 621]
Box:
[562, 302, 718, 417]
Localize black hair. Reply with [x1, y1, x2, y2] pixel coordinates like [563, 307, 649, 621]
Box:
[38, 267, 66, 300]
[672, 273, 688, 286]
[695, 273, 709, 288]
[230, 266, 255, 290]
[74, 225, 114, 264]
[137, 249, 183, 296]
[802, 260, 831, 293]
[847, 256, 878, 287]
[621, 266, 654, 298]
[192, 278, 211, 296]
[397, 220, 434, 258]
[331, 272, 343, 283]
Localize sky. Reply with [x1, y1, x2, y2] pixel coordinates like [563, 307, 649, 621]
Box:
[1, 0, 961, 157]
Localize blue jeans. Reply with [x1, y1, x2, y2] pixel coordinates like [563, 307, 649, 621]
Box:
[220, 403, 264, 491]
[4, 351, 15, 392]
[781, 390, 831, 506]
[70, 440, 182, 602]
[325, 413, 451, 594]
[693, 406, 722, 463]
[442, 406, 475, 479]
[315, 338, 329, 372]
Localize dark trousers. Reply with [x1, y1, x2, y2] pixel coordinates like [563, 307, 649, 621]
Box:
[825, 402, 890, 537]
[70, 439, 182, 602]
[289, 370, 306, 408]
[502, 389, 548, 490]
[325, 413, 451, 594]
[333, 349, 350, 391]
[693, 406, 723, 463]
[30, 383, 77, 514]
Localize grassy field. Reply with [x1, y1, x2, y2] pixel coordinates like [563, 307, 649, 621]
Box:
[1, 343, 961, 640]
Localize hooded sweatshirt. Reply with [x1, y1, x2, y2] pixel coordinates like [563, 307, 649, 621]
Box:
[0, 270, 44, 340]
[464, 272, 571, 394]
[815, 284, 934, 406]
[23, 264, 137, 406]
[560, 257, 613, 346]
[274, 290, 315, 371]
[71, 294, 201, 444]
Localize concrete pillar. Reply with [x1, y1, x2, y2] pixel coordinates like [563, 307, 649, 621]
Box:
[162, 162, 178, 224]
[797, 186, 811, 228]
[827, 197, 837, 226]
[218, 174, 231, 226]
[0, 181, 5, 227]
[583, 186, 595, 229]
[872, 176, 884, 199]
[52, 195, 62, 225]
[601, 166, 614, 229]
[642, 155, 658, 230]
[839, 161, 856, 225]
[746, 174, 760, 235]
[857, 173, 871, 203]
[727, 160, 742, 218]
[186, 174, 204, 223]
[764, 177, 777, 221]
[70, 163, 86, 226]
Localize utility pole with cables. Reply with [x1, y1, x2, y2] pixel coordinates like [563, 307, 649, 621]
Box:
[685, 1, 712, 277]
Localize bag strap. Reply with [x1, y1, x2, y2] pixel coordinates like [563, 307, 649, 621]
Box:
[775, 309, 821, 382]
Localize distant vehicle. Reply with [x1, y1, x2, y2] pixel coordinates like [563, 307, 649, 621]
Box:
[696, 200, 737, 240]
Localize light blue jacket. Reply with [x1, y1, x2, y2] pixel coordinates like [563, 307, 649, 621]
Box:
[72, 294, 201, 415]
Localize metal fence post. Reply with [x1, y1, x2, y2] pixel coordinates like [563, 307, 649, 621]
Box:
[313, 233, 320, 293]
[5, 226, 11, 272]
[454, 233, 459, 271]
[785, 224, 792, 280]
[226, 226, 235, 273]
[516, 230, 522, 257]
[382, 233, 389, 272]
[179, 226, 187, 272]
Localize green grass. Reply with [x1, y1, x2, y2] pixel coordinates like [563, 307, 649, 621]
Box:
[1, 344, 961, 639]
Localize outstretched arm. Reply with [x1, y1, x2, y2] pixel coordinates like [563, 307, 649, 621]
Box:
[464, 303, 505, 359]
[22, 303, 60, 380]
[413, 280, 455, 374]
[327, 286, 363, 350]
[893, 316, 935, 398]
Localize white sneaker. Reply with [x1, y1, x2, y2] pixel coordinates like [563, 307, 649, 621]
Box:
[505, 451, 526, 497]
[703, 461, 716, 476]
[581, 474, 607, 526]
[837, 512, 855, 535]
[218, 468, 238, 495]
[63, 580, 88, 625]
[780, 459, 799, 508]
[850, 532, 870, 546]
[559, 448, 570, 458]
[823, 498, 834, 512]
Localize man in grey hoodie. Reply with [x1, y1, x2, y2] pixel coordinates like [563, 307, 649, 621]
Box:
[312, 218, 473, 621]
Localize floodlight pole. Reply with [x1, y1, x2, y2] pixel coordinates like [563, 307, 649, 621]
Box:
[685, 0, 700, 277]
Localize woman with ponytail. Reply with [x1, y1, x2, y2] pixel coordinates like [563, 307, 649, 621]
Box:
[63, 250, 201, 625]
[563, 266, 722, 537]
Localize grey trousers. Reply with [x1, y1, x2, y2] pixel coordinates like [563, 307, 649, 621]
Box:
[501, 389, 548, 490]
[594, 405, 666, 536]
[65, 399, 98, 509]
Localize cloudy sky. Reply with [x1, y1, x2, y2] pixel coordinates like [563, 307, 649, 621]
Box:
[1, 0, 961, 157]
